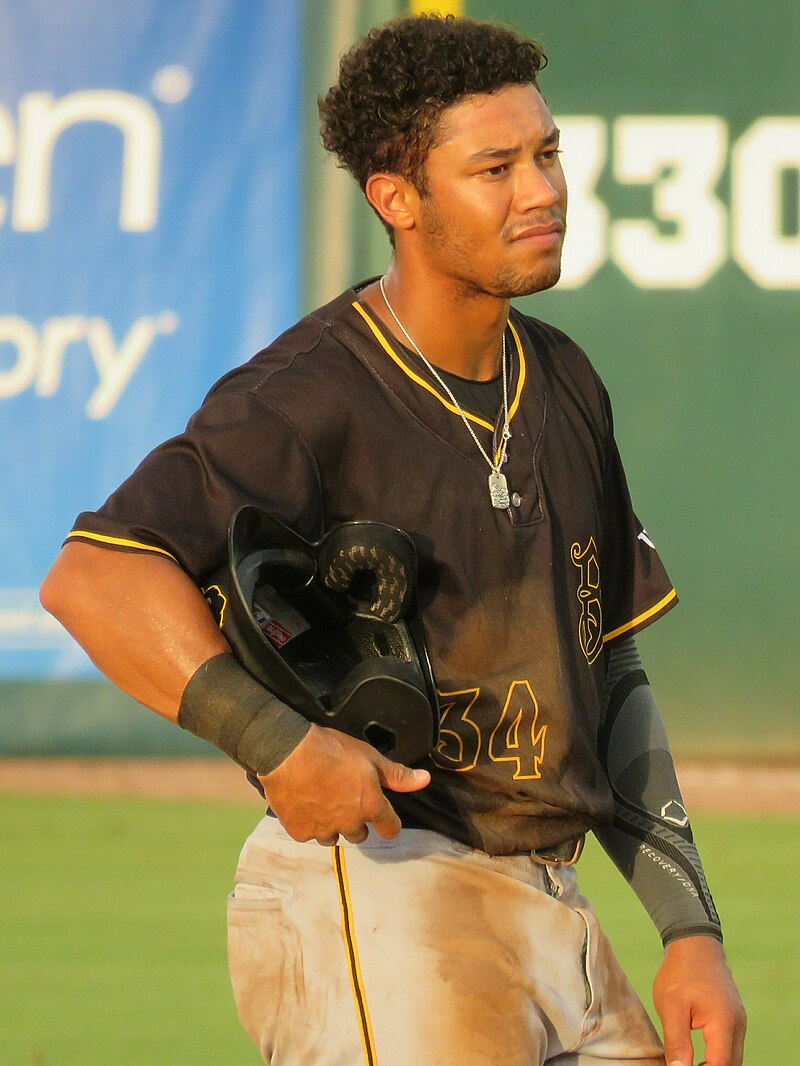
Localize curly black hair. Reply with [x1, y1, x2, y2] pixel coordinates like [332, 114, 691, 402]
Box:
[319, 14, 547, 196]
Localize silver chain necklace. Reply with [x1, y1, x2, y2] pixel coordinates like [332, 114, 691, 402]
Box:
[379, 275, 513, 510]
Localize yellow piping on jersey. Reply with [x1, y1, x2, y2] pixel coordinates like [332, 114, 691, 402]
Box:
[333, 846, 378, 1066]
[65, 529, 178, 563]
[352, 301, 526, 458]
[603, 588, 678, 643]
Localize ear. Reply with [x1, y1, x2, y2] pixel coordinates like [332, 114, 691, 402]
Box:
[364, 173, 418, 235]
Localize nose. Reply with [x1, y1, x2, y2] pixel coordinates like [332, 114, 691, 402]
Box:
[514, 161, 561, 213]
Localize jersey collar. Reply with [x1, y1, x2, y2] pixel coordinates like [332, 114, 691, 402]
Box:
[351, 300, 527, 446]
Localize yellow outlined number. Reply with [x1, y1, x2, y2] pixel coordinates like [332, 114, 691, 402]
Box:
[433, 688, 481, 772]
[432, 681, 547, 779]
[489, 680, 547, 780]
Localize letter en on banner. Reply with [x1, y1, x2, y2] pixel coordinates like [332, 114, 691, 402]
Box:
[13, 91, 161, 231]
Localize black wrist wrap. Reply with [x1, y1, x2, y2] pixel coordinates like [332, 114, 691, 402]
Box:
[178, 652, 311, 776]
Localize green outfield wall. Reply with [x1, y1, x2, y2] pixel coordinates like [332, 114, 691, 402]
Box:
[3, 1, 797, 760]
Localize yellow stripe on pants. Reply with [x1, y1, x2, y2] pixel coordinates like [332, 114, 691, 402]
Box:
[334, 846, 379, 1066]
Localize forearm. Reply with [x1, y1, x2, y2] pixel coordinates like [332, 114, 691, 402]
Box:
[595, 635, 722, 946]
[40, 541, 231, 719]
[40, 541, 311, 775]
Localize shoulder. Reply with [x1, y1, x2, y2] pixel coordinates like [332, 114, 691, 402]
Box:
[512, 307, 610, 413]
[199, 287, 377, 412]
[511, 308, 598, 378]
[213, 285, 375, 394]
[511, 308, 615, 450]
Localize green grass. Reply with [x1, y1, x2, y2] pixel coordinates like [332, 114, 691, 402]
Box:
[1, 795, 796, 1064]
[0, 795, 260, 1066]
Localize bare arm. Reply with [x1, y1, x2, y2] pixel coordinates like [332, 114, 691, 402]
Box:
[40, 541, 429, 842]
[39, 541, 228, 720]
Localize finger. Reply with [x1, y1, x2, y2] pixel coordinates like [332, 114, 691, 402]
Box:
[730, 1009, 747, 1066]
[701, 1037, 732, 1066]
[342, 824, 370, 844]
[316, 834, 340, 847]
[374, 756, 430, 794]
[368, 794, 403, 839]
[699, 1016, 736, 1066]
[665, 1053, 693, 1066]
[659, 1000, 693, 1066]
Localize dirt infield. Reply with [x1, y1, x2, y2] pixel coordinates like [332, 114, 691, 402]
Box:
[0, 757, 799, 814]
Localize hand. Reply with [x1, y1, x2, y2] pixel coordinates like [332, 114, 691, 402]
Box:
[653, 935, 746, 1066]
[257, 724, 430, 846]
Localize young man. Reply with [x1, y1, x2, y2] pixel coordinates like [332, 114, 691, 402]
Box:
[41, 15, 745, 1066]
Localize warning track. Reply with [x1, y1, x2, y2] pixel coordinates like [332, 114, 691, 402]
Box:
[0, 758, 798, 814]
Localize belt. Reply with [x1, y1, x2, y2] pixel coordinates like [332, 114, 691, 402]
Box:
[531, 835, 584, 866]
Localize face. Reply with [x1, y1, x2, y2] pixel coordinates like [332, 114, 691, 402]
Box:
[412, 84, 567, 298]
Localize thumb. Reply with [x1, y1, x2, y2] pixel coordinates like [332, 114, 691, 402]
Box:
[375, 757, 431, 793]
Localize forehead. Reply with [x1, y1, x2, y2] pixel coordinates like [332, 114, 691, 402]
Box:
[434, 84, 554, 154]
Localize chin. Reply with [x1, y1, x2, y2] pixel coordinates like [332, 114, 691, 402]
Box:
[491, 262, 563, 299]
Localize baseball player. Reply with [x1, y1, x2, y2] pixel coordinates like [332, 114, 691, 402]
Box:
[40, 14, 746, 1066]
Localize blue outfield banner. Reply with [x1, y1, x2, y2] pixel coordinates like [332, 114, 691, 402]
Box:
[0, 1, 302, 677]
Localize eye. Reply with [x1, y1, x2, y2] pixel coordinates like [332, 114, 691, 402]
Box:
[541, 148, 563, 163]
[483, 163, 510, 177]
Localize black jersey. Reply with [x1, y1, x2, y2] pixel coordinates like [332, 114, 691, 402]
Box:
[68, 283, 677, 855]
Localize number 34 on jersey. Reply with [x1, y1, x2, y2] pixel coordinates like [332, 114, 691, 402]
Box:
[432, 681, 547, 780]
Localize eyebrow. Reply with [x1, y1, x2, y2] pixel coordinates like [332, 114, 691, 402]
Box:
[466, 126, 561, 164]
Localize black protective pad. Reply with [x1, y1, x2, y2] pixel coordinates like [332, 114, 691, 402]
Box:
[202, 505, 439, 764]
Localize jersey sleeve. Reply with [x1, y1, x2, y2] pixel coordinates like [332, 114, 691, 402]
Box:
[66, 384, 324, 583]
[600, 393, 678, 644]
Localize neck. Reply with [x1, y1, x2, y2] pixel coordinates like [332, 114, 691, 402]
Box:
[362, 262, 510, 381]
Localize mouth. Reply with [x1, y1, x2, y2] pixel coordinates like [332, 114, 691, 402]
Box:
[509, 220, 564, 246]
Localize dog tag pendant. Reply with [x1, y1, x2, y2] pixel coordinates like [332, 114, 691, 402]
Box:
[488, 470, 510, 509]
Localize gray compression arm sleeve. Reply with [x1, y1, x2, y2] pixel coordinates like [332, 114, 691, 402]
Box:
[595, 636, 722, 947]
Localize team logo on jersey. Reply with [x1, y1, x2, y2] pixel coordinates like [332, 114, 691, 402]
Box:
[202, 584, 227, 629]
[570, 538, 603, 664]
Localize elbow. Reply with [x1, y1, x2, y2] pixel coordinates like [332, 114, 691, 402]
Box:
[39, 543, 93, 631]
[39, 552, 72, 624]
